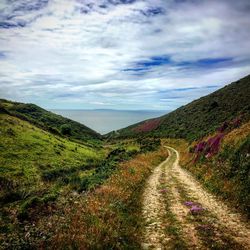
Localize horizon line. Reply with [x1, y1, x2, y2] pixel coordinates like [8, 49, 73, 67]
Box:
[49, 108, 170, 112]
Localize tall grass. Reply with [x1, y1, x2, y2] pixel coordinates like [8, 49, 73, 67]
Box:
[49, 148, 168, 249]
[165, 121, 250, 218]
[0, 113, 104, 247]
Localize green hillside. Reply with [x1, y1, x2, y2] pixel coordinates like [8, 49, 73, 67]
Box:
[0, 109, 161, 248]
[0, 113, 106, 245]
[111, 75, 250, 141]
[0, 76, 249, 249]
[0, 99, 101, 143]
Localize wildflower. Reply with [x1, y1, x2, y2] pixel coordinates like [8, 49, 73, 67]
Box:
[184, 201, 195, 207]
[206, 133, 224, 157]
[194, 141, 207, 153]
[217, 121, 228, 132]
[190, 205, 204, 214]
[160, 188, 167, 193]
[205, 152, 213, 158]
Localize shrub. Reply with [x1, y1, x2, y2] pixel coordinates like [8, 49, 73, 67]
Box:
[107, 148, 126, 161]
[60, 124, 72, 136]
[78, 176, 92, 192]
[22, 196, 41, 209]
[229, 136, 250, 179]
[0, 176, 15, 190]
[139, 138, 161, 152]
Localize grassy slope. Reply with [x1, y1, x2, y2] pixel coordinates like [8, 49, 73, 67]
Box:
[1, 74, 249, 248]
[49, 148, 168, 249]
[113, 74, 250, 218]
[0, 113, 104, 242]
[0, 111, 162, 248]
[113, 75, 250, 141]
[164, 120, 250, 217]
[0, 99, 101, 143]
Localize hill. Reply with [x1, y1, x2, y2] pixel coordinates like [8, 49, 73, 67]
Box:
[0, 99, 101, 143]
[0, 112, 105, 245]
[0, 110, 162, 249]
[110, 75, 250, 141]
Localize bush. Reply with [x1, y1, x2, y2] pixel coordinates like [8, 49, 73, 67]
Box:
[78, 176, 92, 192]
[60, 124, 72, 136]
[18, 192, 58, 221]
[21, 196, 42, 211]
[139, 138, 161, 152]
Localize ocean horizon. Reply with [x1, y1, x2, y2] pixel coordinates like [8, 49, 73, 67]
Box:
[51, 109, 168, 135]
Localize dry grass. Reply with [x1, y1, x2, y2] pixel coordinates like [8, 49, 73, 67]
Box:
[162, 138, 191, 165]
[164, 122, 250, 218]
[49, 147, 168, 249]
[223, 121, 250, 146]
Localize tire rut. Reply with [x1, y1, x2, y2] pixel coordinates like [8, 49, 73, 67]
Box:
[166, 146, 250, 249]
[142, 146, 250, 249]
[166, 178, 203, 249]
[142, 157, 172, 249]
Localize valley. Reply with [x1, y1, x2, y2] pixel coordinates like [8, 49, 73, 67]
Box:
[0, 75, 249, 249]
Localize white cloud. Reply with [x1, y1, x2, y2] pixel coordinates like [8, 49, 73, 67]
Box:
[0, 0, 249, 110]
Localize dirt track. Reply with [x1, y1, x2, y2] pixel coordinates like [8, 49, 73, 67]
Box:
[142, 146, 250, 249]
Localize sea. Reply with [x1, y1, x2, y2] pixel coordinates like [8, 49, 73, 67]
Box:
[51, 109, 167, 135]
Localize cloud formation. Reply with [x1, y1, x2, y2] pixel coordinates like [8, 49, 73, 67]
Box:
[0, 0, 250, 110]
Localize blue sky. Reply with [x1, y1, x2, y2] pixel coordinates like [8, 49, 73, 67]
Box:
[0, 0, 250, 110]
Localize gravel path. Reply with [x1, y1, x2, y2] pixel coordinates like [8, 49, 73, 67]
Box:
[141, 146, 250, 249]
[141, 156, 172, 249]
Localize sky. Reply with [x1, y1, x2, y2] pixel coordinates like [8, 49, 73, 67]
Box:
[0, 0, 250, 111]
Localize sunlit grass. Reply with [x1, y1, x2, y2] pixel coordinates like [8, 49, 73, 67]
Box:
[49, 147, 168, 249]
[0, 114, 104, 231]
[164, 122, 250, 217]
